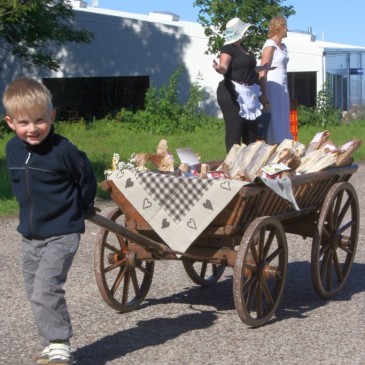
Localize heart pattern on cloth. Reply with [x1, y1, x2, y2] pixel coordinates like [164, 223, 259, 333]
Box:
[203, 199, 213, 210]
[143, 198, 152, 209]
[187, 218, 197, 230]
[116, 170, 125, 179]
[220, 181, 231, 190]
[162, 218, 170, 229]
[125, 178, 134, 188]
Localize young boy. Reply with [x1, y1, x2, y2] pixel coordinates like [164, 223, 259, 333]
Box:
[3, 78, 97, 365]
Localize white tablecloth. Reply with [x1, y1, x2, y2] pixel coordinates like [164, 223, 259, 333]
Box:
[107, 169, 299, 252]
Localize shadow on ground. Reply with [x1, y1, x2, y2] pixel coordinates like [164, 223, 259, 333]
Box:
[74, 261, 365, 364]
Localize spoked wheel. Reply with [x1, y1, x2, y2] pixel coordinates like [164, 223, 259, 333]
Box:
[311, 182, 359, 298]
[182, 259, 225, 286]
[94, 207, 154, 312]
[233, 216, 288, 327]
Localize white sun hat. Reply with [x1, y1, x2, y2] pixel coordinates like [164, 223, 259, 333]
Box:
[224, 17, 254, 45]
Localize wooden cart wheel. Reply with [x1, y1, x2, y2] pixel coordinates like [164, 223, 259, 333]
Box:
[182, 259, 225, 287]
[311, 182, 359, 299]
[233, 216, 288, 327]
[94, 207, 154, 312]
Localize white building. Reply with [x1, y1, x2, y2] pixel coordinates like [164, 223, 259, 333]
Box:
[285, 31, 365, 110]
[1, 0, 364, 119]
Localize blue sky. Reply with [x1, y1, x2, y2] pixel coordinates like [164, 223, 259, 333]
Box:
[91, 0, 365, 47]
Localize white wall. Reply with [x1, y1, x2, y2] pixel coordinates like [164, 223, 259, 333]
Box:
[1, 3, 364, 115]
[285, 32, 326, 91]
[60, 7, 223, 114]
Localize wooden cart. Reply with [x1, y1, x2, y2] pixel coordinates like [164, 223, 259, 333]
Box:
[89, 163, 360, 327]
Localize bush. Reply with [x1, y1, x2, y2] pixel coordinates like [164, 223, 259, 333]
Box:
[298, 82, 341, 128]
[297, 105, 318, 127]
[116, 65, 222, 134]
[0, 117, 11, 139]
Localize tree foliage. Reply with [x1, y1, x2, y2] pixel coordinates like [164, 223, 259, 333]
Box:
[193, 0, 295, 57]
[0, 0, 93, 71]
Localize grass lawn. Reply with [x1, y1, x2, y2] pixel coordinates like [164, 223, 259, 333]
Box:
[0, 119, 364, 216]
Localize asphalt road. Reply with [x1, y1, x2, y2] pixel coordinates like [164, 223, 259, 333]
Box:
[1, 163, 364, 365]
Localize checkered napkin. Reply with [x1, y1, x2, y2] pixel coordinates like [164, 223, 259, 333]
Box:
[108, 169, 247, 252]
[134, 171, 213, 223]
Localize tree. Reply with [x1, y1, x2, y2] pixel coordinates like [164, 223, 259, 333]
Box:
[0, 0, 93, 71]
[193, 0, 295, 57]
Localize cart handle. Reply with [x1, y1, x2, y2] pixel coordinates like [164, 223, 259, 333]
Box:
[88, 211, 172, 257]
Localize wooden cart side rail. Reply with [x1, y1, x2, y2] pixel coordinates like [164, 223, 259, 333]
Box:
[99, 164, 358, 241]
[205, 186, 263, 235]
[224, 195, 244, 227]
[291, 164, 357, 210]
[243, 164, 357, 220]
[200, 167, 354, 240]
[202, 164, 358, 237]
[294, 178, 334, 208]
[290, 164, 358, 186]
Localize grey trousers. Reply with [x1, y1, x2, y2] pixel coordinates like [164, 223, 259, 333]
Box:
[21, 233, 80, 346]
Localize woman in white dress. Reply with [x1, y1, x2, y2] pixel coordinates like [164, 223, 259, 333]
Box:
[259, 16, 293, 144]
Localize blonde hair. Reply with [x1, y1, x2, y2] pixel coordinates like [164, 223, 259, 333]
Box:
[268, 16, 287, 38]
[2, 77, 53, 118]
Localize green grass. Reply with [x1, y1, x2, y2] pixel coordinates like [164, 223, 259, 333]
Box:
[0, 198, 18, 216]
[1, 119, 364, 216]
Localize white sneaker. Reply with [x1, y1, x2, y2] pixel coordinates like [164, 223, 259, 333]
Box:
[48, 342, 73, 364]
[36, 345, 50, 365]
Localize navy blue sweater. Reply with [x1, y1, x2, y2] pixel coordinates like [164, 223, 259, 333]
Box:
[6, 128, 97, 239]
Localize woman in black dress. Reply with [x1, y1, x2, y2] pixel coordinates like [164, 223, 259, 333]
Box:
[213, 18, 271, 152]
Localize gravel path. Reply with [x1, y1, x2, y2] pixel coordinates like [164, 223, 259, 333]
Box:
[1, 163, 364, 365]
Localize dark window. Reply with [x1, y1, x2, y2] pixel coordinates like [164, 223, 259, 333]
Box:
[288, 72, 317, 107]
[43, 76, 149, 121]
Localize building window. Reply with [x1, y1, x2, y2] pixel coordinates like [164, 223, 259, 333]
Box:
[43, 76, 149, 121]
[288, 72, 317, 107]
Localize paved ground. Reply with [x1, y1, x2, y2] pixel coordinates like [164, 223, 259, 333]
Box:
[0, 163, 364, 365]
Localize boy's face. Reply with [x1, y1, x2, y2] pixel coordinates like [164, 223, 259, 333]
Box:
[5, 106, 55, 145]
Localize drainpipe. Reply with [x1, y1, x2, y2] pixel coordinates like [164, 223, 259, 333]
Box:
[322, 50, 326, 90]
[360, 52, 363, 106]
[347, 53, 350, 110]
